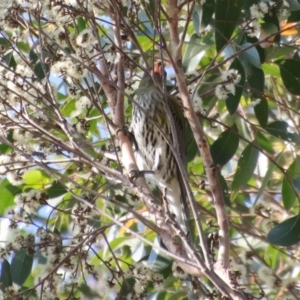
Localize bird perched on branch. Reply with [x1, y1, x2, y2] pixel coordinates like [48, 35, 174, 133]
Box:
[131, 62, 189, 233]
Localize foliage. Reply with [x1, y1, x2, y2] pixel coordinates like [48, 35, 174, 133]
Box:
[0, 0, 300, 299]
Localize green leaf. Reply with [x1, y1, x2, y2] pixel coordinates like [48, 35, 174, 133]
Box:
[266, 47, 295, 62]
[23, 169, 50, 190]
[215, 0, 245, 52]
[247, 64, 265, 96]
[11, 249, 33, 286]
[201, 0, 215, 28]
[0, 260, 12, 292]
[29, 49, 38, 64]
[265, 121, 300, 142]
[232, 142, 259, 193]
[0, 143, 11, 154]
[183, 34, 208, 72]
[278, 59, 300, 95]
[147, 237, 172, 273]
[0, 179, 21, 215]
[186, 122, 198, 162]
[218, 172, 231, 206]
[17, 42, 30, 53]
[0, 131, 13, 154]
[254, 97, 268, 128]
[33, 62, 50, 80]
[77, 16, 86, 31]
[267, 215, 300, 246]
[265, 120, 288, 140]
[281, 155, 300, 210]
[256, 132, 275, 154]
[46, 181, 67, 198]
[0, 38, 10, 47]
[2, 51, 16, 69]
[254, 152, 282, 205]
[246, 36, 265, 64]
[192, 3, 202, 36]
[116, 277, 136, 299]
[210, 125, 239, 166]
[136, 35, 154, 50]
[226, 58, 245, 114]
[288, 9, 300, 22]
[192, 0, 215, 35]
[61, 98, 76, 117]
[263, 6, 280, 43]
[239, 43, 261, 69]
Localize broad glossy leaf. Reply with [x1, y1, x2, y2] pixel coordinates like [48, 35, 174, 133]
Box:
[46, 181, 67, 198]
[210, 125, 239, 166]
[278, 59, 300, 95]
[288, 9, 300, 22]
[76, 16, 86, 31]
[0, 179, 21, 215]
[281, 155, 300, 210]
[267, 215, 300, 246]
[256, 132, 275, 154]
[254, 152, 282, 205]
[201, 0, 215, 28]
[263, 5, 280, 43]
[192, 3, 202, 36]
[246, 36, 265, 64]
[0, 260, 12, 292]
[148, 237, 172, 273]
[23, 169, 50, 190]
[29, 49, 38, 63]
[117, 278, 137, 299]
[226, 58, 245, 115]
[266, 47, 295, 61]
[266, 121, 300, 142]
[247, 64, 265, 96]
[2, 51, 16, 69]
[218, 172, 231, 206]
[232, 142, 259, 192]
[11, 249, 33, 286]
[183, 34, 208, 72]
[288, 0, 300, 11]
[263, 63, 280, 77]
[239, 43, 261, 69]
[0, 38, 10, 47]
[192, 0, 215, 35]
[215, 0, 245, 52]
[33, 62, 50, 80]
[265, 120, 288, 139]
[0, 131, 13, 154]
[254, 97, 268, 128]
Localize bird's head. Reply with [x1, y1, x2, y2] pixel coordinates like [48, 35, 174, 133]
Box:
[138, 61, 166, 91]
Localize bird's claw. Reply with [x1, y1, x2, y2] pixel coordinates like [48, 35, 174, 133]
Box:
[117, 126, 138, 150]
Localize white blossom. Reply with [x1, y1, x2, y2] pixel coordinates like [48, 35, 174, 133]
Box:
[221, 69, 241, 84]
[193, 96, 204, 113]
[243, 20, 261, 38]
[251, 98, 261, 107]
[215, 84, 229, 100]
[7, 171, 24, 186]
[14, 190, 45, 213]
[250, 4, 265, 19]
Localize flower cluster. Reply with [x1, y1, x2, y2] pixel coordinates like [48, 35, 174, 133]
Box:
[215, 69, 241, 100]
[242, 1, 276, 38]
[0, 154, 29, 186]
[125, 263, 165, 299]
[14, 190, 48, 214]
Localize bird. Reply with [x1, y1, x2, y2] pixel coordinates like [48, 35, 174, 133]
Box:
[131, 62, 189, 233]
